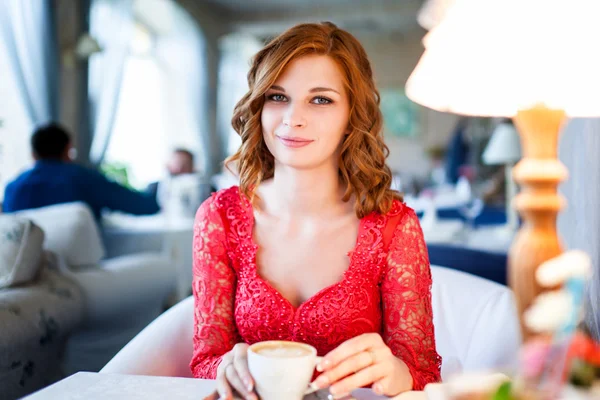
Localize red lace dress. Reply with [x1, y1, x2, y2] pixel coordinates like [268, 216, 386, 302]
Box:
[190, 187, 441, 390]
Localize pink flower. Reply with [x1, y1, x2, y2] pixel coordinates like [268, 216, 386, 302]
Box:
[521, 338, 552, 379]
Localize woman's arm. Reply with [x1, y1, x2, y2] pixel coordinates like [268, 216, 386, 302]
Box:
[381, 207, 442, 390]
[190, 195, 241, 379]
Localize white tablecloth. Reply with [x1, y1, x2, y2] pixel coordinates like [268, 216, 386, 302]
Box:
[423, 221, 513, 254]
[24, 372, 429, 400]
[27, 372, 588, 400]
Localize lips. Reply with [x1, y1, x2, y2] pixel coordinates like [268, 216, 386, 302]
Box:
[276, 135, 314, 148]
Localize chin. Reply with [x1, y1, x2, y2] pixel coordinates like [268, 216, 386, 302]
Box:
[274, 155, 331, 171]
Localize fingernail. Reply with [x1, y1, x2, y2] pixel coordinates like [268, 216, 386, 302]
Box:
[332, 394, 349, 400]
[314, 375, 329, 388]
[329, 385, 338, 395]
[316, 359, 330, 372]
[244, 379, 253, 391]
[373, 383, 383, 394]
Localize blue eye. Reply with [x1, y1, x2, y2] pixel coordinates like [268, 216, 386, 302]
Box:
[312, 96, 332, 105]
[267, 93, 287, 102]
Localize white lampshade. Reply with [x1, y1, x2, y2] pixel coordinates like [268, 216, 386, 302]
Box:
[416, 0, 456, 31]
[406, 0, 600, 117]
[482, 122, 521, 165]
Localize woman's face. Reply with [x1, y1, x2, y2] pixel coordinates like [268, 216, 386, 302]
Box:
[261, 55, 351, 171]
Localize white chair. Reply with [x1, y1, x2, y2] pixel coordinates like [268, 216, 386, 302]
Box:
[430, 266, 521, 378]
[102, 295, 195, 377]
[13, 202, 176, 374]
[101, 266, 522, 380]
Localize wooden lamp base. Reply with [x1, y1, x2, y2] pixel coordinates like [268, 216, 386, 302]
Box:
[510, 105, 569, 340]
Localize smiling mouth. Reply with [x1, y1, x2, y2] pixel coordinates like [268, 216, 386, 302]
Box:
[276, 135, 314, 148]
[276, 135, 313, 143]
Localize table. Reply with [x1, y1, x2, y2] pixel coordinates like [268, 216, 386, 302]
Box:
[422, 221, 513, 254]
[24, 372, 215, 400]
[23, 372, 430, 400]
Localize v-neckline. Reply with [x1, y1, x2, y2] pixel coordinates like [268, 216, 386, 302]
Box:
[240, 193, 371, 312]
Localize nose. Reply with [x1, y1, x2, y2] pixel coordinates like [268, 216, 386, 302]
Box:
[282, 102, 307, 128]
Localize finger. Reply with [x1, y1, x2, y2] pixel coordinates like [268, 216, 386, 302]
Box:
[202, 390, 219, 400]
[226, 364, 256, 400]
[371, 375, 392, 396]
[216, 373, 234, 400]
[319, 333, 383, 371]
[373, 358, 413, 396]
[233, 345, 254, 392]
[329, 363, 387, 397]
[313, 350, 374, 389]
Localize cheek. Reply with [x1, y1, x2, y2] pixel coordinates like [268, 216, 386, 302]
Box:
[321, 109, 351, 141]
[261, 106, 280, 133]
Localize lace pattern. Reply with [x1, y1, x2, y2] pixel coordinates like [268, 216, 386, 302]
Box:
[190, 187, 441, 388]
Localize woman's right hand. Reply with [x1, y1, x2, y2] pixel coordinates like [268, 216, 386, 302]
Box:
[203, 343, 257, 400]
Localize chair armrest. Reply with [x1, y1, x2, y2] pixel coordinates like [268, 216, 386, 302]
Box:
[70, 253, 175, 323]
[100, 296, 194, 377]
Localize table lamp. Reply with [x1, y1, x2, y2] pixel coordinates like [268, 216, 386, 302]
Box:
[416, 0, 456, 31]
[406, 0, 600, 339]
[482, 121, 522, 233]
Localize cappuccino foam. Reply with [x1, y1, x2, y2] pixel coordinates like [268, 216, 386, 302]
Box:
[254, 344, 311, 358]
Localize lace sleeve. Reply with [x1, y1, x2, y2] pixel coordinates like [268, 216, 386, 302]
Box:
[190, 196, 240, 379]
[381, 208, 442, 390]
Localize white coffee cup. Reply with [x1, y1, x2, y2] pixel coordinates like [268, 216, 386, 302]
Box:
[248, 340, 322, 400]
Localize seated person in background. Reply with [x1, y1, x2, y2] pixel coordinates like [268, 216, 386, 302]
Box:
[147, 148, 212, 218]
[481, 167, 506, 206]
[146, 148, 196, 200]
[196, 22, 441, 400]
[3, 123, 160, 220]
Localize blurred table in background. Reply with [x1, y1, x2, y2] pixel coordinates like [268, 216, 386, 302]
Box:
[421, 221, 513, 286]
[102, 213, 194, 301]
[423, 221, 513, 253]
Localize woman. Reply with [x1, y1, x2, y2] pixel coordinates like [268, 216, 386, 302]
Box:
[193, 22, 441, 399]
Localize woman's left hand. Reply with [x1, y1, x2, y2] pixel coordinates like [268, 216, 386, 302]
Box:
[311, 333, 413, 397]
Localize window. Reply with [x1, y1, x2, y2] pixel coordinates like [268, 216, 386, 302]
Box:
[0, 39, 34, 202]
[104, 53, 166, 189]
[218, 34, 263, 157]
[103, 2, 206, 190]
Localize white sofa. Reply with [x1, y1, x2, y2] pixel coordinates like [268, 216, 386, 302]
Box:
[100, 266, 522, 380]
[0, 215, 85, 400]
[11, 202, 176, 374]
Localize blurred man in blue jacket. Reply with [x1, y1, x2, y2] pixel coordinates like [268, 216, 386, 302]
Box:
[3, 123, 160, 220]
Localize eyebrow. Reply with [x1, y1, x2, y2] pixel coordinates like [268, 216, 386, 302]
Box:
[269, 85, 341, 95]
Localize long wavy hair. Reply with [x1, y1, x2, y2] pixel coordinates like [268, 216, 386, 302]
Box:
[226, 22, 402, 218]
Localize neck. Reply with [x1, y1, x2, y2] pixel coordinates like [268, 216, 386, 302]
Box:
[262, 162, 348, 218]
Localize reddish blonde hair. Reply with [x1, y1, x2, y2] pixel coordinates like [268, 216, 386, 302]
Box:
[226, 22, 402, 218]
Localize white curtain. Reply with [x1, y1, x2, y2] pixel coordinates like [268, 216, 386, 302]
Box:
[217, 34, 263, 158]
[0, 0, 58, 125]
[0, 0, 58, 196]
[88, 0, 134, 165]
[558, 118, 600, 341]
[153, 6, 207, 174]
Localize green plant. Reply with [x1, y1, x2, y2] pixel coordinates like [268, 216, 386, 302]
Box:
[492, 382, 513, 400]
[100, 161, 133, 189]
